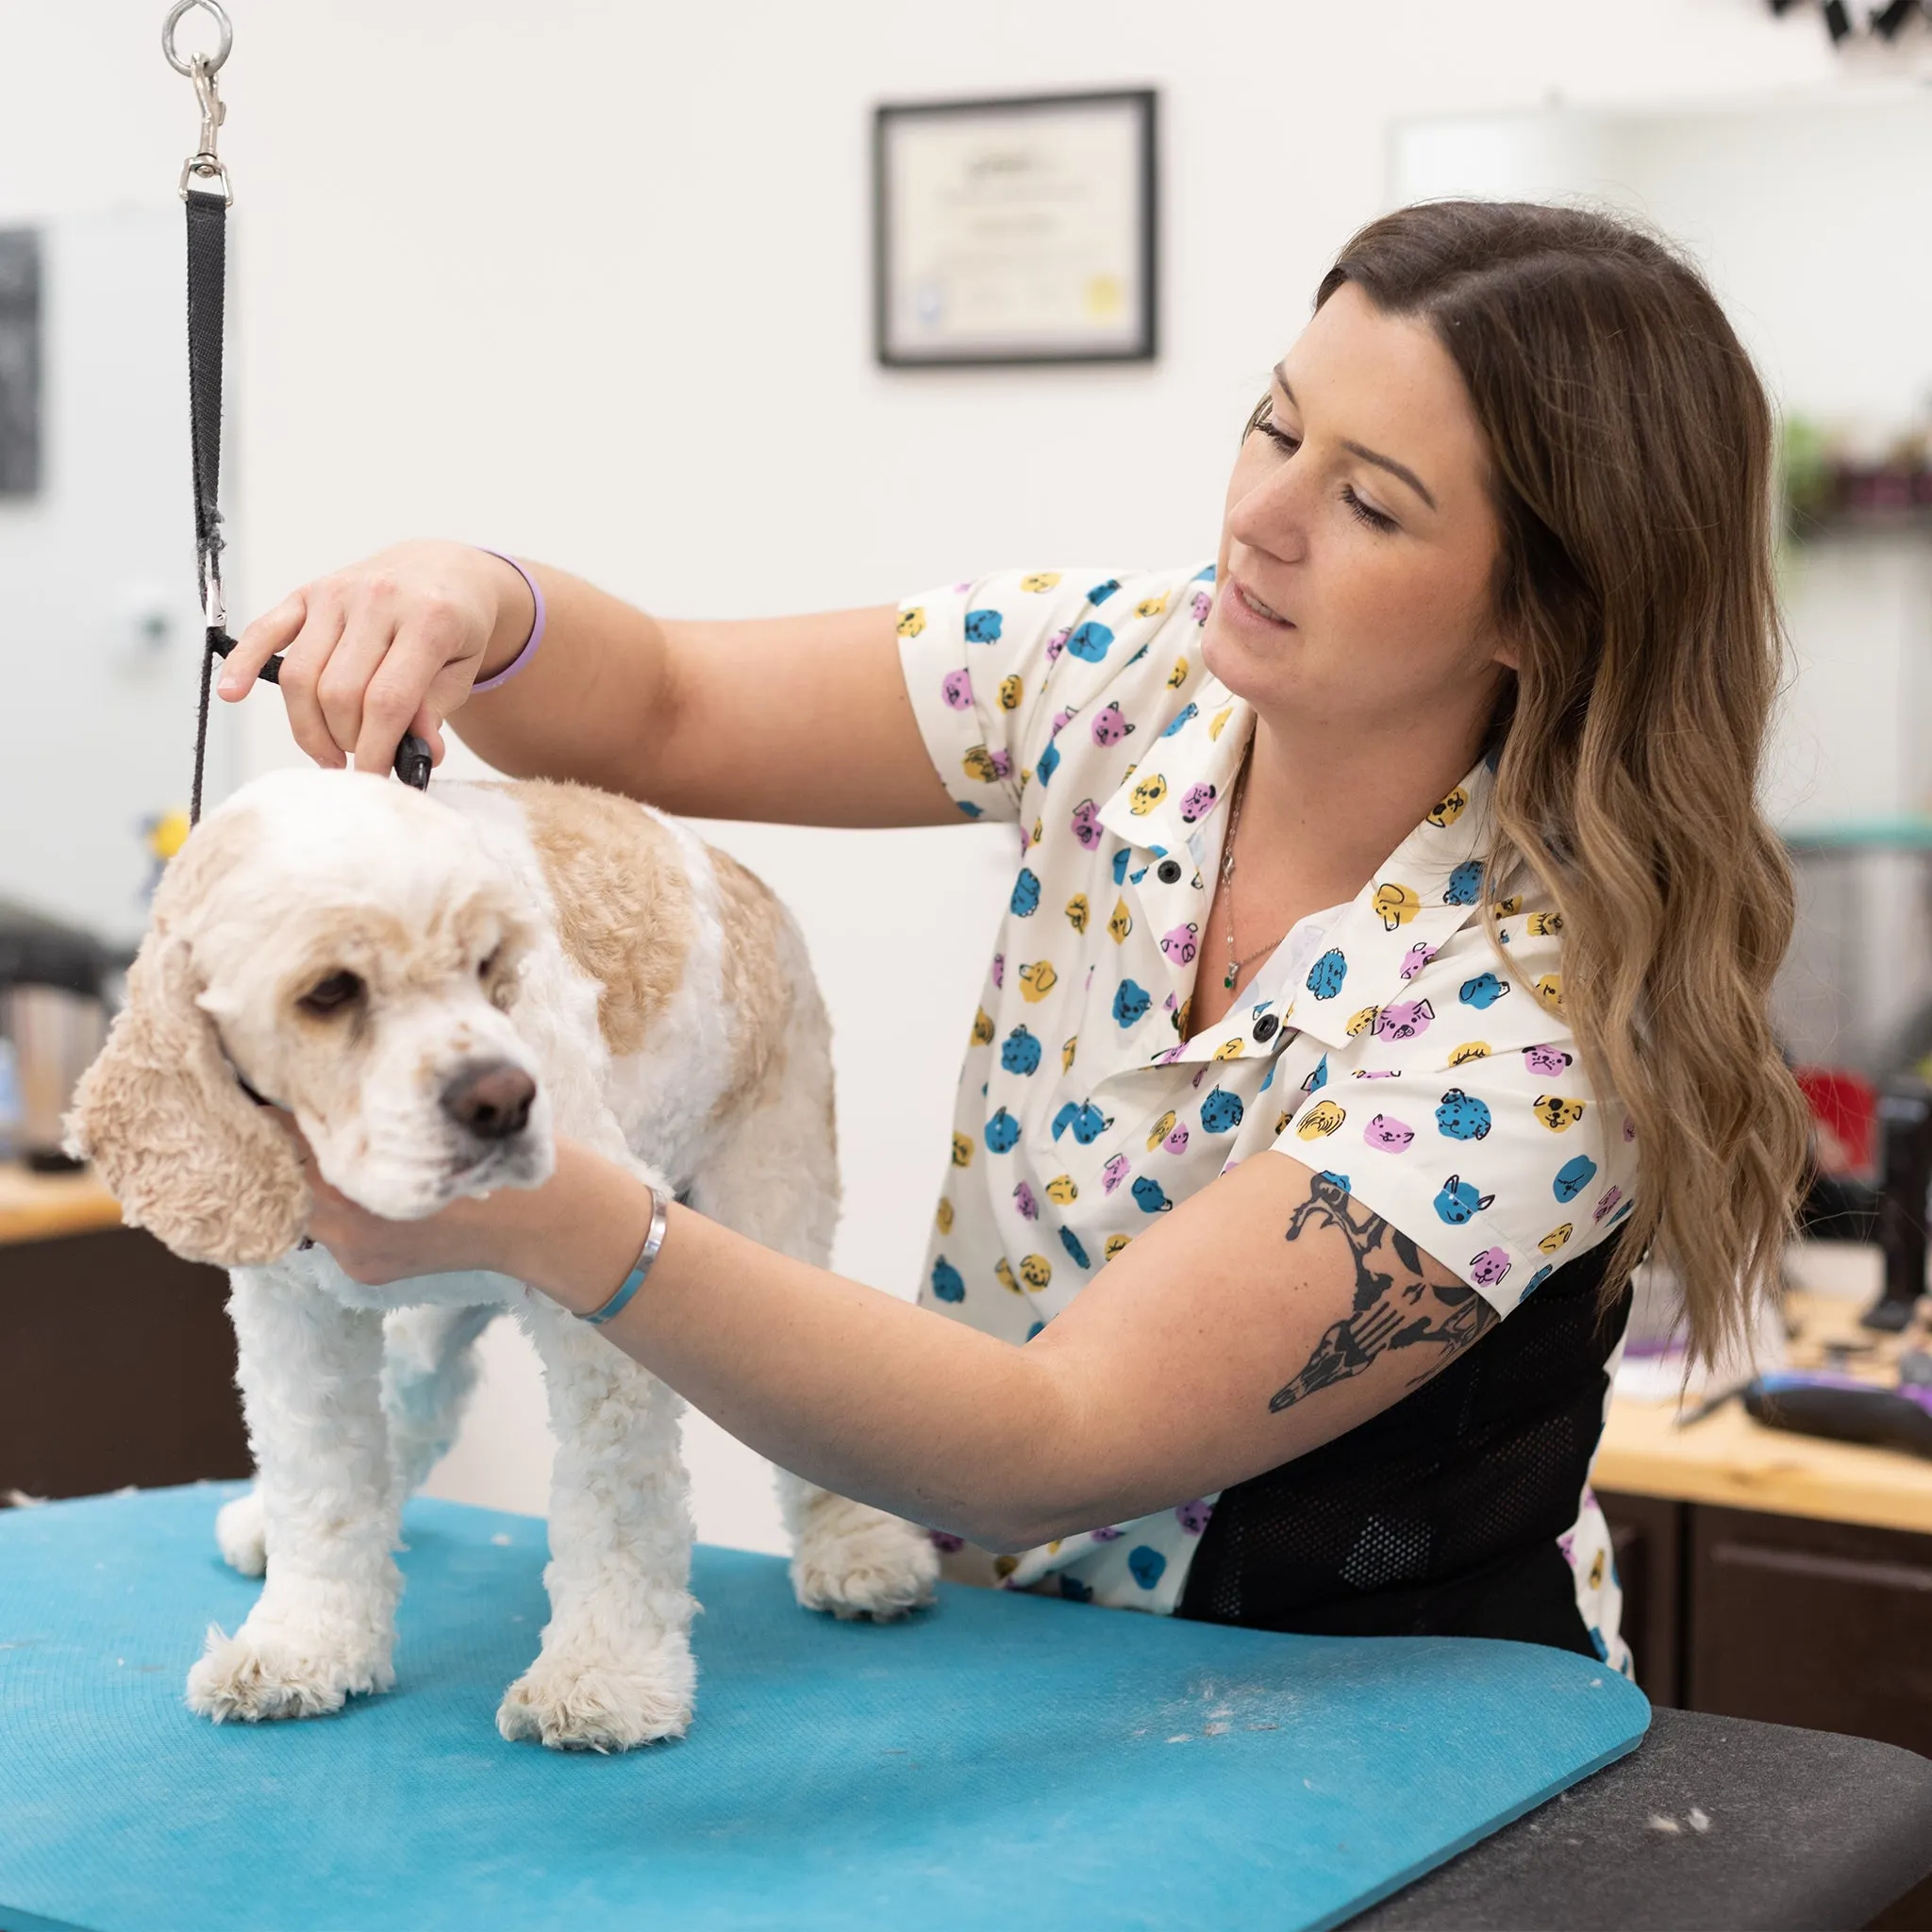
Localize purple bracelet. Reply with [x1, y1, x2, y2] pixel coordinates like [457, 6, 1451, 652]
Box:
[472, 548, 547, 691]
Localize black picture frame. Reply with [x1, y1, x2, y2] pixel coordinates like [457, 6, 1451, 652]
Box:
[0, 228, 42, 496]
[874, 88, 1158, 369]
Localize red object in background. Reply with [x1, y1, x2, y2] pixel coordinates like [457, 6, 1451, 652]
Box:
[1792, 1065, 1878, 1176]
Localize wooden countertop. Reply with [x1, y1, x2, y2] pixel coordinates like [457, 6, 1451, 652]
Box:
[1596, 1280, 1932, 1537]
[0, 1162, 123, 1245]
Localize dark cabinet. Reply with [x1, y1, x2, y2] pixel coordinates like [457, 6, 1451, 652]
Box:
[1601, 1488, 1932, 1759]
[0, 1226, 248, 1499]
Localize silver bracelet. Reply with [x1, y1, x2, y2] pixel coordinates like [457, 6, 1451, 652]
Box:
[581, 1185, 668, 1326]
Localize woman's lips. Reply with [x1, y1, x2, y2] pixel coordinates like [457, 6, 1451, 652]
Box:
[1229, 576, 1294, 628]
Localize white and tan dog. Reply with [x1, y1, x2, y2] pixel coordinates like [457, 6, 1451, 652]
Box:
[67, 766, 937, 1751]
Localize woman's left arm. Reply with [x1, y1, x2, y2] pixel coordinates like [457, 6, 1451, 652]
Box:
[300, 1134, 1494, 1555]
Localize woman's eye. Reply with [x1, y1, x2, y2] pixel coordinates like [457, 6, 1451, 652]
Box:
[1343, 488, 1398, 535]
[1258, 420, 1299, 455]
[478, 948, 500, 979]
[299, 971, 363, 1016]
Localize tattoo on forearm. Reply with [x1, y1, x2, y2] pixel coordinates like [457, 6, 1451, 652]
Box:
[1267, 1174, 1497, 1414]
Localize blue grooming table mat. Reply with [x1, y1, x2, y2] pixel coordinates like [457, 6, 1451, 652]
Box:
[0, 1485, 1647, 1932]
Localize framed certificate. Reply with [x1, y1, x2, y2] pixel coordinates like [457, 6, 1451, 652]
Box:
[874, 89, 1158, 368]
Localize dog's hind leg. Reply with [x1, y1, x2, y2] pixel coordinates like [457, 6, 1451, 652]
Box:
[496, 1291, 697, 1752]
[690, 988, 939, 1624]
[188, 1269, 403, 1724]
[382, 1302, 500, 1500]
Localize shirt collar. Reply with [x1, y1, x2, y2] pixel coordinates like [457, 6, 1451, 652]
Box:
[1093, 667, 1251, 864]
[1108, 713, 1503, 1067]
[1272, 752, 1500, 1051]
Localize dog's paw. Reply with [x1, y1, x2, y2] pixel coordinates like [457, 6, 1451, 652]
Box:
[214, 1490, 267, 1577]
[496, 1641, 695, 1753]
[185, 1619, 395, 1724]
[791, 1506, 940, 1621]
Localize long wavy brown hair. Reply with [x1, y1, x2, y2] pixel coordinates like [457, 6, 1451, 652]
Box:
[1286, 199, 1810, 1371]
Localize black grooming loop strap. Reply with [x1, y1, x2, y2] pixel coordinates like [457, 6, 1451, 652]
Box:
[171, 3, 429, 824]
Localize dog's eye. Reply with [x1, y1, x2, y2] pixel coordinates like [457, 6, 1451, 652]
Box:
[299, 971, 364, 1017]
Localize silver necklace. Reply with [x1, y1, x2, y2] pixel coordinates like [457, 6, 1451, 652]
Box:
[1220, 742, 1291, 991]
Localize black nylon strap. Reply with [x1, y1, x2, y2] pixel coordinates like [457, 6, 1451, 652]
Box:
[186, 186, 228, 825]
[181, 183, 431, 821]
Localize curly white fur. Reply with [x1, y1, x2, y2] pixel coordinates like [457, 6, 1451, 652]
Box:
[69, 767, 937, 1751]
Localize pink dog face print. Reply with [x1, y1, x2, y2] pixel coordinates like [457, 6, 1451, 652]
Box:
[941, 669, 974, 712]
[1162, 1122, 1190, 1155]
[1523, 1043, 1573, 1078]
[1400, 942, 1437, 983]
[1177, 781, 1218, 824]
[1373, 998, 1435, 1041]
[1044, 626, 1072, 664]
[1470, 1246, 1511, 1288]
[1069, 798, 1102, 850]
[1101, 1152, 1132, 1193]
[1160, 923, 1199, 965]
[1363, 1113, 1415, 1152]
[1190, 588, 1213, 625]
[1091, 703, 1135, 747]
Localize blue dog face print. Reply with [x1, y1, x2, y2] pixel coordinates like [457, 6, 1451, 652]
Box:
[1036, 740, 1060, 788]
[1306, 948, 1348, 1000]
[1052, 1099, 1110, 1144]
[930, 1257, 965, 1303]
[1459, 971, 1509, 1009]
[1435, 1088, 1493, 1141]
[1443, 859, 1484, 907]
[1009, 868, 1041, 917]
[1001, 1026, 1042, 1075]
[1553, 1154, 1599, 1203]
[1131, 1174, 1172, 1214]
[964, 608, 1005, 644]
[1059, 1225, 1091, 1270]
[1066, 622, 1114, 663]
[1434, 1174, 1495, 1224]
[1161, 702, 1198, 740]
[1112, 978, 1152, 1027]
[984, 1108, 1021, 1155]
[1200, 1088, 1244, 1134]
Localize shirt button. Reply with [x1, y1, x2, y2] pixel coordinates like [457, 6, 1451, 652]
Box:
[1156, 859, 1183, 884]
[1253, 1013, 1280, 1042]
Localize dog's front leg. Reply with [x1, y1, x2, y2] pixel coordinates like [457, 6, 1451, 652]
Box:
[496, 1294, 696, 1752]
[187, 1269, 401, 1724]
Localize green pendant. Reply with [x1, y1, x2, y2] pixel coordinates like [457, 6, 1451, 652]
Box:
[1224, 966, 1237, 989]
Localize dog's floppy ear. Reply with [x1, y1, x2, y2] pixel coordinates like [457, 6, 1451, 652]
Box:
[65, 931, 309, 1267]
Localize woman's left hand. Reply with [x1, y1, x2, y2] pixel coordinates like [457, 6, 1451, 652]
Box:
[271, 1109, 523, 1286]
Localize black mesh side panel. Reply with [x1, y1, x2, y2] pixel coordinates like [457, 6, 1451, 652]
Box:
[1177, 1240, 1630, 1654]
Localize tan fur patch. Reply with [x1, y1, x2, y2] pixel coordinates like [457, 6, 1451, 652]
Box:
[708, 844, 795, 1121]
[512, 779, 695, 1057]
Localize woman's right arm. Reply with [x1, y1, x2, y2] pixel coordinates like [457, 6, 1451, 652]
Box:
[217, 540, 959, 828]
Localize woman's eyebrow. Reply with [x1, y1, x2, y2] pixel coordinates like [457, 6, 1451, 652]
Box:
[1272, 364, 1440, 512]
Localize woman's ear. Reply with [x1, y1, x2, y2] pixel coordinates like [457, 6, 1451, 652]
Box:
[64, 932, 309, 1267]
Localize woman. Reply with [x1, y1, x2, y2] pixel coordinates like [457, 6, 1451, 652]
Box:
[217, 200, 1809, 1674]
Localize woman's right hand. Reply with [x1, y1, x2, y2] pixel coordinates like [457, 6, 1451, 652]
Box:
[216, 540, 535, 775]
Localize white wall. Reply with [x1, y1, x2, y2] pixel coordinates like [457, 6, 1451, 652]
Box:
[8, 0, 1914, 1547]
[1392, 93, 1932, 832]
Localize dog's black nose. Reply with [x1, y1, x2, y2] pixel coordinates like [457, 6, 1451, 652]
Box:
[441, 1059, 536, 1141]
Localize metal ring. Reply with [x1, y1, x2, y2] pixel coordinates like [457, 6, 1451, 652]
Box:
[162, 0, 232, 77]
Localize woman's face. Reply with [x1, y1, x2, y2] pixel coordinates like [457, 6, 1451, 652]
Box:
[1202, 280, 1513, 750]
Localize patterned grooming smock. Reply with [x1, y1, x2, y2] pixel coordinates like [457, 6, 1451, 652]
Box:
[895, 562, 1641, 1673]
